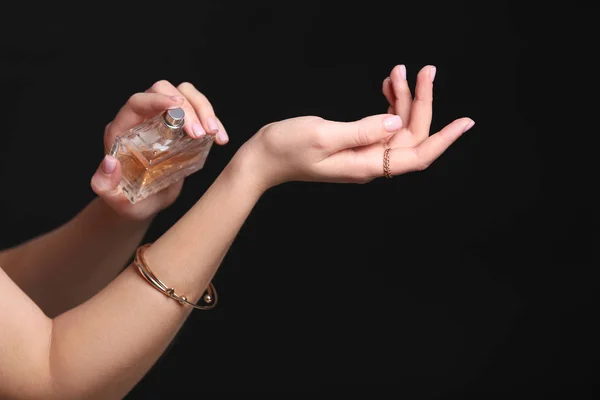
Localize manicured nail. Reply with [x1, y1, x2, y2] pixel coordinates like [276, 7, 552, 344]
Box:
[383, 115, 402, 131]
[463, 119, 475, 132]
[192, 122, 206, 138]
[207, 117, 219, 134]
[102, 155, 117, 174]
[429, 66, 437, 82]
[217, 131, 229, 143]
[399, 64, 407, 80]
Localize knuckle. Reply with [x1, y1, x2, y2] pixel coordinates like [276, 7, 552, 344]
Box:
[412, 149, 430, 171]
[259, 127, 277, 149]
[177, 81, 195, 91]
[312, 123, 329, 149]
[413, 97, 433, 106]
[90, 174, 101, 194]
[126, 92, 142, 105]
[151, 80, 171, 92]
[392, 79, 409, 93]
[354, 124, 371, 145]
[416, 157, 431, 171]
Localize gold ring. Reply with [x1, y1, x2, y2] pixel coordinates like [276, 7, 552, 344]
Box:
[383, 148, 392, 178]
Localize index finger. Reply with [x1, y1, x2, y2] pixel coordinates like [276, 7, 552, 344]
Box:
[408, 65, 436, 140]
[147, 80, 208, 139]
[104, 92, 183, 151]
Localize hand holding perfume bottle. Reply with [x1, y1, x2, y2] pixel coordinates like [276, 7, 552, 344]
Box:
[109, 107, 214, 204]
[91, 81, 229, 221]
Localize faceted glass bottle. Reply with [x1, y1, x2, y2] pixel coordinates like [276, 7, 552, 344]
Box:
[109, 108, 214, 203]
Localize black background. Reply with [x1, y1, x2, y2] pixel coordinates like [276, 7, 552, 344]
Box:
[0, 1, 596, 397]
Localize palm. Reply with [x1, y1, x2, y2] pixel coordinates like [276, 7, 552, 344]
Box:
[110, 177, 183, 221]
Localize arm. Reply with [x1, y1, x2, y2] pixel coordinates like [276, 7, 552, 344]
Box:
[0, 81, 229, 318]
[0, 158, 262, 400]
[0, 64, 473, 400]
[0, 198, 151, 318]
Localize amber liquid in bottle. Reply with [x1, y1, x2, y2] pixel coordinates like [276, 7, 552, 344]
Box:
[109, 108, 213, 204]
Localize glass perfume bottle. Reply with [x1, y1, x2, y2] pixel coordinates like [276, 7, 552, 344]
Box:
[109, 107, 214, 204]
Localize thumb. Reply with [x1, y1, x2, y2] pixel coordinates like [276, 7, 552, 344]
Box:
[323, 114, 402, 152]
[90, 155, 122, 197]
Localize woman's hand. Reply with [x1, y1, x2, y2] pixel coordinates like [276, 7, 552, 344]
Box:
[90, 81, 229, 221]
[382, 64, 452, 148]
[235, 64, 474, 191]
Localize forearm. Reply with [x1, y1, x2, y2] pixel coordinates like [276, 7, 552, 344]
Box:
[49, 157, 262, 399]
[1, 197, 152, 317]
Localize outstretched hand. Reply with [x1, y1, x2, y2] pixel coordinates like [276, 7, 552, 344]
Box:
[235, 64, 474, 191]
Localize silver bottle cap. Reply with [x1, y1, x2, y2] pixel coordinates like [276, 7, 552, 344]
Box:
[162, 108, 185, 129]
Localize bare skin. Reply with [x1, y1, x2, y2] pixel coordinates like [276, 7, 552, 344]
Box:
[0, 65, 474, 399]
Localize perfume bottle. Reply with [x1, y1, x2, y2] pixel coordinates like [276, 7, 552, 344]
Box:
[109, 108, 214, 204]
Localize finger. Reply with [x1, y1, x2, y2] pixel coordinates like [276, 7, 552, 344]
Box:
[318, 114, 402, 152]
[389, 64, 412, 124]
[91, 155, 185, 216]
[316, 146, 383, 184]
[213, 116, 229, 145]
[105, 93, 184, 151]
[177, 82, 229, 145]
[147, 80, 206, 139]
[408, 65, 436, 141]
[178, 82, 229, 144]
[90, 155, 123, 198]
[382, 77, 395, 112]
[388, 118, 474, 175]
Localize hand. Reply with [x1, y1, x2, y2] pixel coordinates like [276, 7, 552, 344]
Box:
[91, 81, 229, 221]
[382, 64, 453, 148]
[235, 64, 474, 191]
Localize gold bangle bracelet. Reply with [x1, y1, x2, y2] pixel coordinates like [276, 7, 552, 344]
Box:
[134, 243, 217, 310]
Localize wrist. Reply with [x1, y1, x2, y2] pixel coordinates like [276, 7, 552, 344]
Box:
[227, 146, 270, 197]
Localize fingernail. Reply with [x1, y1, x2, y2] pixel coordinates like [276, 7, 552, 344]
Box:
[383, 115, 402, 131]
[399, 64, 407, 80]
[192, 122, 206, 137]
[429, 66, 437, 82]
[102, 155, 117, 174]
[169, 95, 184, 104]
[463, 119, 475, 132]
[217, 131, 229, 143]
[207, 117, 219, 134]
